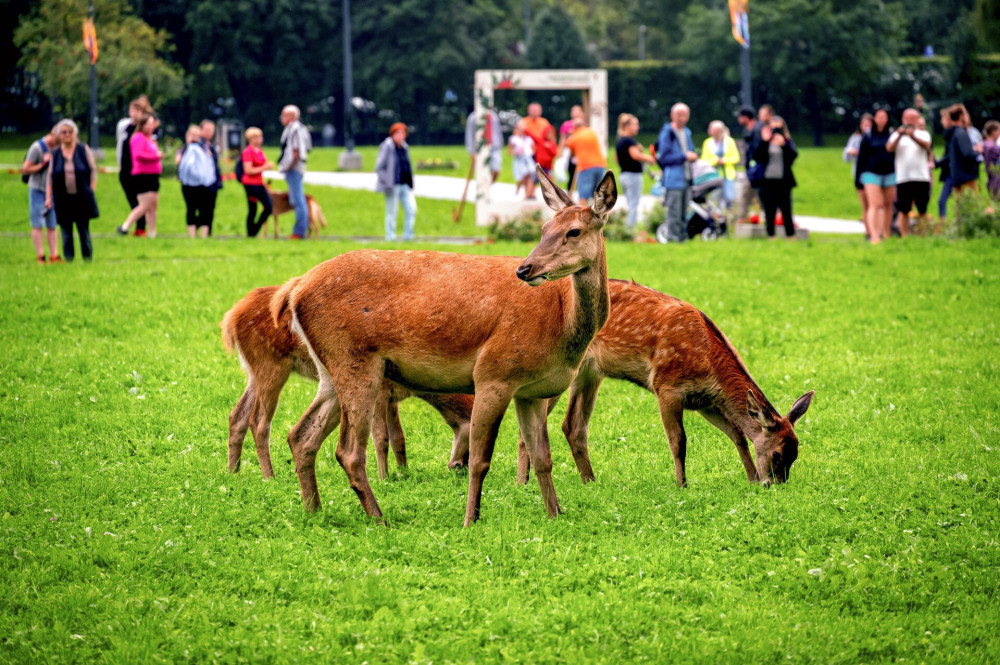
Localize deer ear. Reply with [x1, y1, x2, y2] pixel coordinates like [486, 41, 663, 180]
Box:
[787, 390, 814, 426]
[591, 170, 618, 219]
[537, 164, 574, 211]
[747, 390, 776, 429]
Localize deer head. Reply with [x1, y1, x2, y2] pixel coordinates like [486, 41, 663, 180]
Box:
[516, 165, 617, 286]
[747, 390, 815, 485]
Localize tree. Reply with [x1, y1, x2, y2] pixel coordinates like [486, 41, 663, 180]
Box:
[525, 6, 598, 69]
[14, 0, 185, 119]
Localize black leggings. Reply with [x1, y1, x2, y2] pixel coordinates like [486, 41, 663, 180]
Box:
[182, 185, 217, 234]
[59, 215, 92, 261]
[244, 184, 272, 237]
[119, 174, 143, 232]
[760, 181, 795, 237]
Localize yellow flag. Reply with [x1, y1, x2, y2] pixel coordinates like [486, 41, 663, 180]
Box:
[82, 18, 98, 64]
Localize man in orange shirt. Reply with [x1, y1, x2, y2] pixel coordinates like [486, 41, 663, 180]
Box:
[565, 115, 607, 203]
[521, 103, 553, 199]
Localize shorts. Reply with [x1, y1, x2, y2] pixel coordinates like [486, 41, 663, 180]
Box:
[29, 188, 57, 230]
[896, 181, 930, 215]
[860, 172, 896, 188]
[490, 148, 502, 174]
[132, 173, 160, 194]
[576, 166, 605, 200]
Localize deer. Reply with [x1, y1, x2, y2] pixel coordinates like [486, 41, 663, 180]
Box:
[220, 284, 474, 481]
[512, 279, 814, 488]
[270, 166, 617, 525]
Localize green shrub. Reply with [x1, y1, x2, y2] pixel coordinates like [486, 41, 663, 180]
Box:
[489, 207, 637, 242]
[951, 189, 1000, 238]
[643, 201, 666, 235]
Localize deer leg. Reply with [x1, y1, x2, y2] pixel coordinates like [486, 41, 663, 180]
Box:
[561, 375, 602, 484]
[287, 383, 342, 512]
[516, 434, 531, 484]
[371, 383, 392, 481]
[516, 397, 563, 518]
[332, 362, 384, 519]
[418, 393, 473, 469]
[700, 409, 758, 482]
[227, 381, 256, 473]
[386, 388, 407, 469]
[248, 363, 294, 480]
[464, 384, 512, 527]
[448, 420, 471, 469]
[656, 391, 688, 487]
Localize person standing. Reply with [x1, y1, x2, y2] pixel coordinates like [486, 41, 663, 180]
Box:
[753, 115, 798, 240]
[735, 105, 762, 223]
[278, 105, 311, 240]
[565, 114, 607, 204]
[934, 109, 955, 228]
[857, 108, 896, 243]
[700, 120, 740, 210]
[22, 128, 61, 264]
[983, 120, 999, 201]
[843, 113, 873, 227]
[117, 113, 162, 238]
[240, 127, 274, 237]
[886, 108, 933, 237]
[464, 107, 503, 183]
[375, 122, 417, 242]
[557, 105, 585, 188]
[508, 120, 535, 198]
[45, 120, 98, 262]
[115, 96, 151, 236]
[199, 119, 222, 233]
[615, 113, 656, 231]
[521, 103, 553, 200]
[948, 104, 981, 194]
[177, 125, 218, 238]
[656, 102, 698, 243]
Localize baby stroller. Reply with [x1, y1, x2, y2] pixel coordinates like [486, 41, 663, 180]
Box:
[656, 160, 728, 243]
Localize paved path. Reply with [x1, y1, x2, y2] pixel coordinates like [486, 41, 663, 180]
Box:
[272, 170, 865, 235]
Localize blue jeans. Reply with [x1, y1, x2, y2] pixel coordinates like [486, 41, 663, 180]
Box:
[619, 171, 643, 229]
[576, 167, 605, 201]
[385, 184, 416, 241]
[938, 178, 952, 218]
[721, 177, 735, 207]
[29, 189, 57, 229]
[284, 169, 308, 237]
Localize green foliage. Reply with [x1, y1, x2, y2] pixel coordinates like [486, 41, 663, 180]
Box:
[951, 189, 1000, 238]
[525, 6, 598, 69]
[488, 208, 545, 241]
[14, 0, 184, 118]
[1, 232, 1000, 662]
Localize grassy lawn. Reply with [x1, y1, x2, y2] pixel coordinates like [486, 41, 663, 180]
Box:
[1, 228, 999, 662]
[1, 136, 959, 226]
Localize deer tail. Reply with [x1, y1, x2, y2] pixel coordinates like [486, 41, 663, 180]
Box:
[313, 200, 327, 229]
[270, 276, 301, 329]
[220, 306, 239, 354]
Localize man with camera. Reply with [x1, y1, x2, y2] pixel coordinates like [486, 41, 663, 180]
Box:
[887, 107, 932, 236]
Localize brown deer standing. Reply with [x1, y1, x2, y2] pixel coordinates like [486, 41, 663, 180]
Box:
[513, 279, 814, 487]
[220, 285, 474, 481]
[271, 166, 617, 525]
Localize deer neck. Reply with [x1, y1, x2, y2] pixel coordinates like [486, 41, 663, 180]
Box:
[563, 240, 609, 361]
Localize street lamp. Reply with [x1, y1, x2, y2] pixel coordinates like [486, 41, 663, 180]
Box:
[338, 0, 362, 169]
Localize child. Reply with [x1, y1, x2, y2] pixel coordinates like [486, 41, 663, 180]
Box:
[984, 120, 999, 201]
[508, 120, 535, 198]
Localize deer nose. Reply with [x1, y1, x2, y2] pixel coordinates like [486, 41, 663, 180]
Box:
[516, 264, 533, 281]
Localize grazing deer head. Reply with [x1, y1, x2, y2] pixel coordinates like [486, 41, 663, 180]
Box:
[747, 390, 814, 485]
[516, 166, 617, 286]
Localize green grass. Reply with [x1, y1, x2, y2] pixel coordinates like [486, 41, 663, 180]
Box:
[1, 139, 961, 225]
[1, 229, 999, 663]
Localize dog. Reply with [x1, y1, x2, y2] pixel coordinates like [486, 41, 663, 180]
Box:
[265, 181, 328, 238]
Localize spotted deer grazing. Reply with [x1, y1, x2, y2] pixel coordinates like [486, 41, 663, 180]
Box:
[220, 285, 474, 481]
[516, 279, 814, 487]
[271, 166, 617, 525]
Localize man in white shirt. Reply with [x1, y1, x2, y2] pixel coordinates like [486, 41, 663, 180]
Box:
[887, 107, 932, 236]
[278, 105, 311, 239]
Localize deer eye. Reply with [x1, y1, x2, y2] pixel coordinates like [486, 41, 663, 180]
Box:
[771, 451, 782, 466]
[566, 228, 581, 239]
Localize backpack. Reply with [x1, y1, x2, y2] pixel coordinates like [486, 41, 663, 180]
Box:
[21, 139, 48, 184]
[234, 156, 244, 183]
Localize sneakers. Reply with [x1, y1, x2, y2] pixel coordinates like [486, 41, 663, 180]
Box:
[289, 234, 304, 240]
[36, 255, 45, 265]
[134, 229, 147, 237]
[49, 255, 63, 264]
[116, 225, 128, 236]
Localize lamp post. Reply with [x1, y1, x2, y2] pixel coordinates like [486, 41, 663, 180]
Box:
[338, 0, 362, 169]
[88, 0, 99, 150]
[638, 24, 646, 61]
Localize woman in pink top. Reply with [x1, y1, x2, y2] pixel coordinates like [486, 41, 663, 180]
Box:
[118, 113, 162, 237]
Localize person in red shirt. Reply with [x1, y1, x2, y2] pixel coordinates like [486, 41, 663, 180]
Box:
[533, 125, 558, 177]
[241, 127, 274, 237]
[521, 103, 553, 199]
